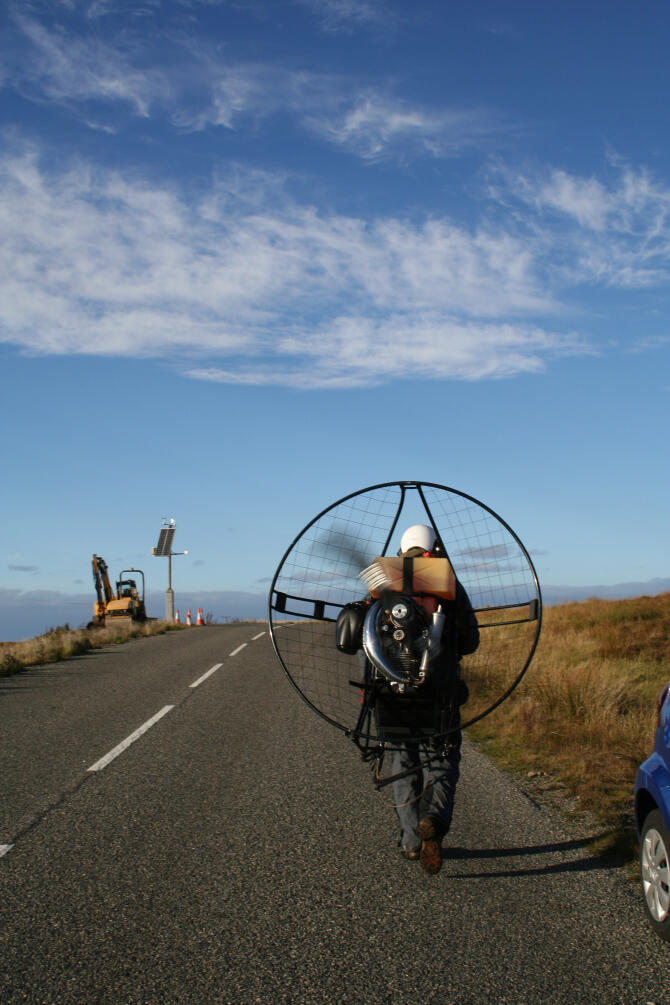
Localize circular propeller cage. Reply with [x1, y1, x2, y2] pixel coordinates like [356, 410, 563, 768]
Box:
[268, 481, 542, 743]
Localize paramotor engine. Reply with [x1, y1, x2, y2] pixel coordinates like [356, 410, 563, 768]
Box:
[268, 481, 542, 755]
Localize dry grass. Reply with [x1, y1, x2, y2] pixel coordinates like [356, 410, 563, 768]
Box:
[0, 619, 187, 677]
[467, 592, 670, 859]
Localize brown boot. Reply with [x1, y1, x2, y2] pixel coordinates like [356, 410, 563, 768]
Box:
[418, 816, 442, 875]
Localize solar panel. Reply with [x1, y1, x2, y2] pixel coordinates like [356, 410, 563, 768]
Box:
[155, 526, 175, 556]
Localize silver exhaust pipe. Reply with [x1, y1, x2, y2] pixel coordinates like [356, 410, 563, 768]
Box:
[363, 600, 430, 689]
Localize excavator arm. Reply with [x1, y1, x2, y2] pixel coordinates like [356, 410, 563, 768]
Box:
[90, 555, 115, 626]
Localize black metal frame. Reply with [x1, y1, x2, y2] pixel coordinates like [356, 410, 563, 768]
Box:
[346, 661, 463, 788]
[268, 479, 542, 745]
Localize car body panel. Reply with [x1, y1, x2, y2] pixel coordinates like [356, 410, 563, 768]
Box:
[635, 756, 670, 834]
[635, 684, 670, 834]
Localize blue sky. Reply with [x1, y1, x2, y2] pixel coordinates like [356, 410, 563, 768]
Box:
[1, 0, 668, 640]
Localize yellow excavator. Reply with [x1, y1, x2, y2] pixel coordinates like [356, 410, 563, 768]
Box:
[88, 554, 147, 627]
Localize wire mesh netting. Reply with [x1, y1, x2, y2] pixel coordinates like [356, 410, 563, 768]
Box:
[269, 481, 541, 739]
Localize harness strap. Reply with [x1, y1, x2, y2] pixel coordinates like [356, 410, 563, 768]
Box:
[402, 556, 413, 594]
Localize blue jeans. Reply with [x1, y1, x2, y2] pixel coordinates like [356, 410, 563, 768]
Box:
[388, 734, 461, 849]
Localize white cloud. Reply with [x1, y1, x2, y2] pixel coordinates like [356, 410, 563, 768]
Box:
[185, 67, 509, 162]
[296, 0, 390, 32]
[536, 171, 611, 231]
[502, 163, 670, 288]
[189, 317, 578, 389]
[6, 145, 670, 390]
[175, 63, 290, 131]
[5, 12, 507, 162]
[207, 67, 272, 129]
[10, 13, 170, 116]
[304, 91, 503, 161]
[624, 334, 670, 354]
[0, 141, 587, 389]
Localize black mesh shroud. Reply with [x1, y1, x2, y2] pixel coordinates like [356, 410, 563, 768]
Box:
[269, 480, 542, 743]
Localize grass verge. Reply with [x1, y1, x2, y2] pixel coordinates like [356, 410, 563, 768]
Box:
[466, 592, 670, 866]
[0, 620, 187, 678]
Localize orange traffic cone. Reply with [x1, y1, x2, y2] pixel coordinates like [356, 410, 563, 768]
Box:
[196, 608, 204, 626]
[186, 608, 192, 626]
[174, 609, 180, 624]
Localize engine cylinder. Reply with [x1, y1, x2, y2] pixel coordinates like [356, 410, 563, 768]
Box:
[362, 598, 429, 688]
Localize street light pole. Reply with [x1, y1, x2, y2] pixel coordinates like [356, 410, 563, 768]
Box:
[166, 551, 173, 622]
[165, 548, 187, 621]
[152, 519, 188, 623]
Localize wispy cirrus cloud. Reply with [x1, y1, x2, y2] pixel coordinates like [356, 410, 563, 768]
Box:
[175, 63, 287, 131]
[70, 0, 389, 31]
[175, 63, 506, 161]
[497, 163, 670, 287]
[1, 141, 667, 389]
[188, 318, 574, 389]
[296, 0, 391, 32]
[4, 11, 507, 162]
[0, 140, 567, 387]
[304, 91, 506, 161]
[7, 13, 170, 117]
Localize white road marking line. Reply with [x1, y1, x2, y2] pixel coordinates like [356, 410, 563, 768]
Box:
[192, 637, 256, 687]
[87, 705, 174, 773]
[189, 663, 223, 688]
[0, 844, 14, 858]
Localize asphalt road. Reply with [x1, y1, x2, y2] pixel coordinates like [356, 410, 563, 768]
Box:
[0, 626, 668, 1004]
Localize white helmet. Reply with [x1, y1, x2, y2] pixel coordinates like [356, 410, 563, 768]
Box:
[399, 524, 436, 556]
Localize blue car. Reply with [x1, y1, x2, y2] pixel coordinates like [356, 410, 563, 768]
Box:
[634, 683, 670, 941]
